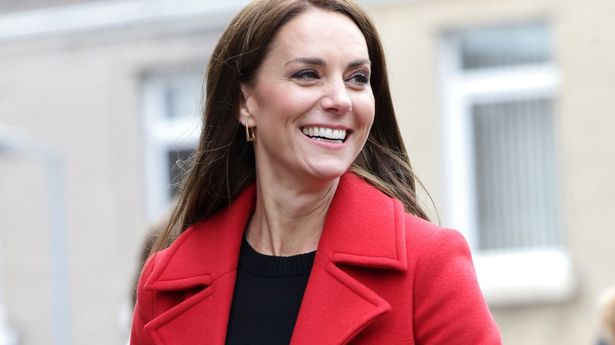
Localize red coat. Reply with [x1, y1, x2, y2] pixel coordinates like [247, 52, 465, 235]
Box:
[131, 173, 502, 345]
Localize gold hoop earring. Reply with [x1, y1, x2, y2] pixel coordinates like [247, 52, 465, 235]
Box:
[245, 125, 256, 142]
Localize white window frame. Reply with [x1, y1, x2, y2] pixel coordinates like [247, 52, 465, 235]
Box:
[439, 31, 576, 306]
[142, 73, 202, 222]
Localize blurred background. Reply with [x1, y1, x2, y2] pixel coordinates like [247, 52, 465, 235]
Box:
[0, 0, 614, 344]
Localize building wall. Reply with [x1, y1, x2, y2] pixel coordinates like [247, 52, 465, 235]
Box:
[0, 21, 222, 344]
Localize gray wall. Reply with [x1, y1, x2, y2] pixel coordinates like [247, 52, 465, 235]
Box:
[0, 18, 222, 345]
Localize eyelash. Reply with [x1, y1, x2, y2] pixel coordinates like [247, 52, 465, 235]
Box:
[292, 69, 320, 80]
[291, 69, 371, 85]
[348, 71, 370, 85]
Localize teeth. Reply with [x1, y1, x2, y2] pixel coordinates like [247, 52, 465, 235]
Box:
[302, 127, 347, 141]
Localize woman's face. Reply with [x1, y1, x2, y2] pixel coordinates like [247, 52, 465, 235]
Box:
[240, 7, 375, 185]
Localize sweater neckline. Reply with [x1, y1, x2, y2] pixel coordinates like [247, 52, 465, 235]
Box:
[238, 237, 316, 277]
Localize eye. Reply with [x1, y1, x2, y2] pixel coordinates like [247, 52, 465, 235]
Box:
[347, 70, 370, 86]
[291, 69, 320, 81]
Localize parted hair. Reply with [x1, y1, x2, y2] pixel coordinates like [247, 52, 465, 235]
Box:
[151, 0, 430, 253]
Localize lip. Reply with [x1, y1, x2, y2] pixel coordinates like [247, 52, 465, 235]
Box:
[301, 133, 347, 149]
[299, 123, 352, 132]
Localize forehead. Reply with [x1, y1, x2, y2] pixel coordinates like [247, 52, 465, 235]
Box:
[268, 8, 369, 60]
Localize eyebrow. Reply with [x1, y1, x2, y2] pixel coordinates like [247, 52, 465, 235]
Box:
[285, 57, 371, 68]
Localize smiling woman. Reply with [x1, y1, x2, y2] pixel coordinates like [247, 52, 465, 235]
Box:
[130, 1, 502, 344]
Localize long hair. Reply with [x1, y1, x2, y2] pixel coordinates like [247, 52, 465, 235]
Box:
[151, 0, 430, 253]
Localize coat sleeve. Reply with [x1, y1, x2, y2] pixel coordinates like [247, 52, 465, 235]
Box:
[412, 228, 502, 345]
[130, 253, 158, 345]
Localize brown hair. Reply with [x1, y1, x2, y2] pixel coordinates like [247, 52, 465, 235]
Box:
[151, 0, 430, 253]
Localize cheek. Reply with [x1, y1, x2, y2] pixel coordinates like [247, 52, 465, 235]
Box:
[354, 94, 376, 127]
[254, 86, 308, 122]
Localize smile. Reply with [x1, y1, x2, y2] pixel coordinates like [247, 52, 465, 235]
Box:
[301, 126, 349, 143]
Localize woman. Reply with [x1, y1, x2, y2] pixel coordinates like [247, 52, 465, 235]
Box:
[131, 0, 502, 344]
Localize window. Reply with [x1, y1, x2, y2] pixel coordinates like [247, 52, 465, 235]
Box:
[440, 23, 575, 305]
[142, 69, 202, 221]
[473, 99, 560, 251]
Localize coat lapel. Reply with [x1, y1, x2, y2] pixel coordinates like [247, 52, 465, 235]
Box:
[142, 186, 256, 345]
[140, 173, 407, 345]
[290, 173, 408, 345]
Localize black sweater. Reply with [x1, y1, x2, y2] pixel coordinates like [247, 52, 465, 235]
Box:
[225, 237, 316, 345]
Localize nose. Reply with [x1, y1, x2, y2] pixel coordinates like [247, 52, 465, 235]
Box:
[321, 79, 352, 115]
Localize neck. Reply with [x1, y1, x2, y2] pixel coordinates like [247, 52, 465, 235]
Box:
[246, 172, 339, 257]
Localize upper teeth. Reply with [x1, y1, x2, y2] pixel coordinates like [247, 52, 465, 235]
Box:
[302, 127, 347, 140]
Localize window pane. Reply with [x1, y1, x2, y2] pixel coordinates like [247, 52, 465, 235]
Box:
[164, 75, 202, 119]
[472, 98, 560, 250]
[460, 23, 551, 70]
[166, 148, 194, 198]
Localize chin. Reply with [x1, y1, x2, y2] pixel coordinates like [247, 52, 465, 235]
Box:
[305, 162, 352, 181]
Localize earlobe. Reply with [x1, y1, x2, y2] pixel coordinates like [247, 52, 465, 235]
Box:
[239, 85, 256, 142]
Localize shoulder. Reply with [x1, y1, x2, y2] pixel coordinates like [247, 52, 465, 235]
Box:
[402, 213, 479, 290]
[404, 214, 472, 261]
[401, 215, 502, 344]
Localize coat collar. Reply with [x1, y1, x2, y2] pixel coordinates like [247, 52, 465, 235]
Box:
[317, 172, 408, 271]
[143, 172, 408, 345]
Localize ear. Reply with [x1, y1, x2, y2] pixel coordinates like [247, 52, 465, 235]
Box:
[239, 83, 256, 127]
